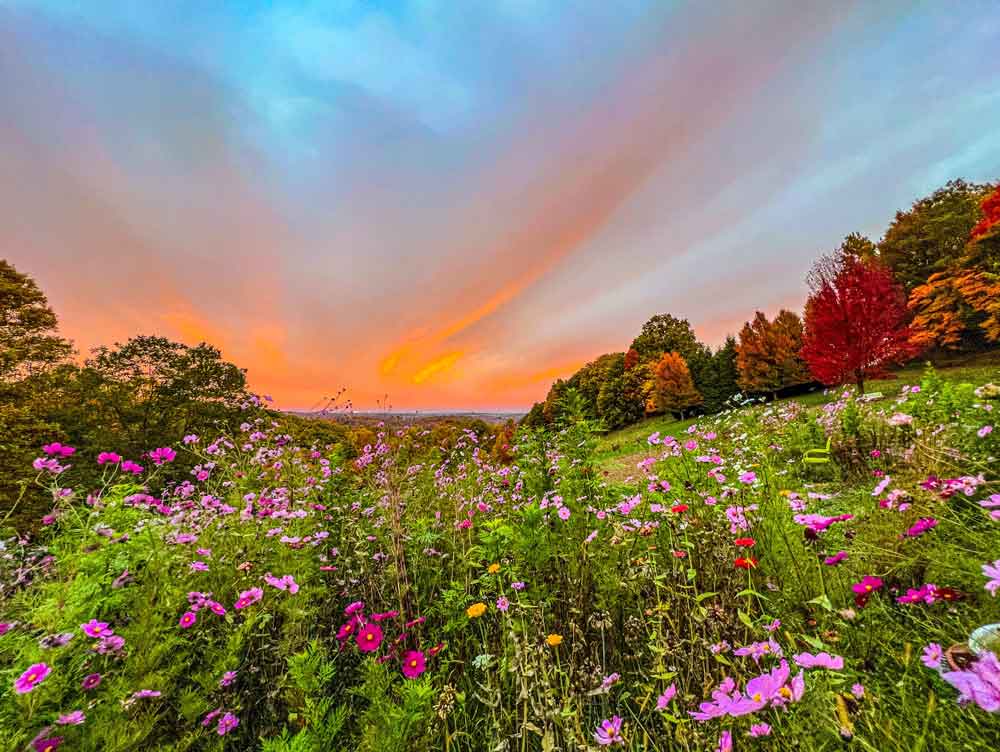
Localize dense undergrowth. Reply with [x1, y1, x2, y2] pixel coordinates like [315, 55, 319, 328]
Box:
[2, 366, 999, 751]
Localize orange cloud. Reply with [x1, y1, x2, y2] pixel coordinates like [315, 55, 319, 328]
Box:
[412, 351, 463, 384]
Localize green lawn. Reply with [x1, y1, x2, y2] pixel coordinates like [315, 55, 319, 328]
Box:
[595, 352, 1000, 482]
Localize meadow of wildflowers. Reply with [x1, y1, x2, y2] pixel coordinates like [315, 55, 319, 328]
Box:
[2, 365, 999, 750]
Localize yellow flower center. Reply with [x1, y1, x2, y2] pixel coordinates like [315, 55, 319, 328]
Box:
[410, 660, 418, 667]
[780, 687, 792, 698]
[752, 692, 762, 702]
[865, 585, 872, 591]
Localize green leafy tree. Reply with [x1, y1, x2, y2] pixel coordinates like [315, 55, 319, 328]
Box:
[878, 178, 994, 291]
[629, 313, 701, 362]
[57, 336, 250, 457]
[0, 259, 73, 384]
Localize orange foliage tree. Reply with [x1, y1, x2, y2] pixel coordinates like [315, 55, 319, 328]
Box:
[648, 351, 702, 418]
[910, 185, 1000, 347]
[735, 310, 811, 398]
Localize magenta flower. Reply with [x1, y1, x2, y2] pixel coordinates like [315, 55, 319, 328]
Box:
[738, 471, 757, 484]
[978, 425, 994, 438]
[14, 662, 51, 693]
[202, 708, 222, 727]
[120, 459, 144, 474]
[208, 601, 227, 616]
[81, 619, 113, 638]
[656, 683, 677, 711]
[594, 716, 625, 746]
[220, 670, 237, 687]
[793, 652, 844, 670]
[905, 517, 939, 538]
[852, 576, 883, 595]
[179, 611, 197, 629]
[824, 550, 848, 566]
[42, 442, 75, 457]
[32, 736, 63, 752]
[922, 643, 943, 669]
[97, 452, 121, 465]
[401, 650, 426, 679]
[131, 689, 161, 699]
[217, 712, 240, 735]
[748, 723, 771, 737]
[496, 596, 510, 612]
[234, 587, 263, 610]
[56, 710, 85, 725]
[149, 447, 177, 465]
[851, 683, 865, 698]
[344, 600, 365, 616]
[356, 623, 384, 653]
[81, 673, 102, 690]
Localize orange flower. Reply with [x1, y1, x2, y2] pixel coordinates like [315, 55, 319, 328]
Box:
[466, 602, 487, 618]
[487, 563, 501, 574]
[546, 633, 563, 647]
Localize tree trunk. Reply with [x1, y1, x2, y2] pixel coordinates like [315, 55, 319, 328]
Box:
[855, 370, 865, 395]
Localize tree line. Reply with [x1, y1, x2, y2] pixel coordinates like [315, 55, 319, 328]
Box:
[524, 178, 1000, 429]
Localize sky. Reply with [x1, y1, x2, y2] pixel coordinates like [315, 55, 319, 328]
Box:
[3, 1, 1000, 411]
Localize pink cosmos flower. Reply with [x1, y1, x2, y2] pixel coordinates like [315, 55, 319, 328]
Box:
[15, 663, 51, 693]
[852, 576, 883, 595]
[179, 611, 197, 629]
[131, 690, 161, 699]
[220, 671, 237, 687]
[793, 652, 844, 670]
[656, 683, 677, 711]
[217, 712, 240, 735]
[209, 601, 227, 616]
[922, 643, 943, 669]
[81, 673, 101, 690]
[234, 587, 263, 610]
[190, 561, 209, 572]
[715, 730, 733, 752]
[401, 650, 426, 679]
[56, 710, 85, 725]
[940, 651, 1000, 713]
[557, 506, 571, 521]
[97, 452, 121, 465]
[344, 601, 365, 616]
[851, 683, 865, 698]
[496, 596, 510, 612]
[734, 639, 782, 663]
[356, 623, 384, 653]
[748, 723, 771, 737]
[32, 736, 63, 752]
[149, 447, 177, 465]
[81, 619, 113, 638]
[202, 708, 222, 726]
[824, 551, 848, 566]
[42, 442, 75, 457]
[120, 460, 144, 475]
[738, 472, 757, 484]
[978, 425, 994, 438]
[983, 560, 1000, 597]
[594, 716, 624, 746]
[905, 517, 939, 538]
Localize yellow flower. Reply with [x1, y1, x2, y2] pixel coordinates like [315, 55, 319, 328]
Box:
[546, 633, 563, 647]
[466, 602, 487, 618]
[487, 563, 501, 574]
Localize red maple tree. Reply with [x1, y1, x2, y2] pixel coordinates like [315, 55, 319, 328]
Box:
[801, 255, 920, 393]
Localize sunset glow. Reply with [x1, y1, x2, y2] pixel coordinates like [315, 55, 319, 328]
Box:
[3, 1, 999, 409]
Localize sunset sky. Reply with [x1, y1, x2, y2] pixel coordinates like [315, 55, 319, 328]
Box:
[3, 1, 1000, 410]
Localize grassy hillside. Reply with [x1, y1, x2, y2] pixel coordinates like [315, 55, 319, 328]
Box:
[2, 362, 999, 751]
